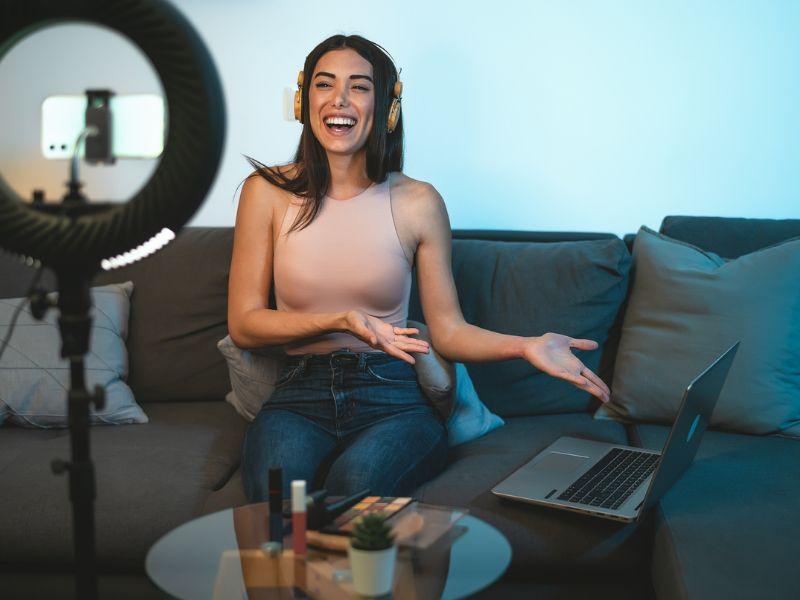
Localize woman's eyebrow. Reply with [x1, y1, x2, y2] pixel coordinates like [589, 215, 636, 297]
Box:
[314, 71, 373, 84]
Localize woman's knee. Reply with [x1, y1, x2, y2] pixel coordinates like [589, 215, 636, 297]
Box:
[323, 416, 448, 496]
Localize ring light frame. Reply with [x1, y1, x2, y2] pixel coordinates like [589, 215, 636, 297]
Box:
[0, 0, 226, 269]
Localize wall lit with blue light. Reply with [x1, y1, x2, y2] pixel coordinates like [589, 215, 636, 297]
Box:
[1, 0, 797, 236]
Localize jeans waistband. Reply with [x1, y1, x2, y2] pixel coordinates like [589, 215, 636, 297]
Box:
[284, 348, 390, 372]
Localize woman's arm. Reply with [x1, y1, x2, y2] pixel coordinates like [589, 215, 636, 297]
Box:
[410, 182, 526, 363]
[227, 173, 348, 349]
[412, 182, 610, 403]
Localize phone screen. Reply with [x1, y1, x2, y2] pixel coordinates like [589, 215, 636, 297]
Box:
[41, 94, 166, 160]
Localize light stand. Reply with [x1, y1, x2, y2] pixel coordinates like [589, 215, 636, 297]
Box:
[0, 2, 226, 599]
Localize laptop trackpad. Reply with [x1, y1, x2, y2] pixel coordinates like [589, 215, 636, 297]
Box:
[536, 452, 590, 474]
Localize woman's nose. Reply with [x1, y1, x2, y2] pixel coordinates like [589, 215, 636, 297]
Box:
[332, 84, 348, 106]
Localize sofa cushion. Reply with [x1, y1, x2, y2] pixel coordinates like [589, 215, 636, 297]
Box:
[660, 215, 800, 259]
[409, 238, 631, 417]
[0, 401, 246, 569]
[597, 226, 800, 437]
[415, 413, 652, 575]
[93, 228, 233, 403]
[0, 281, 148, 428]
[631, 424, 800, 599]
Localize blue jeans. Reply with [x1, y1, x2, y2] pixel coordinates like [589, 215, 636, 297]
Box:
[241, 348, 449, 502]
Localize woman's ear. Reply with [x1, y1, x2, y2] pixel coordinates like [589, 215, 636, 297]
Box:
[406, 319, 456, 419]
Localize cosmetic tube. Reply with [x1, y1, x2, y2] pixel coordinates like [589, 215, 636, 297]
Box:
[268, 468, 283, 546]
[291, 480, 307, 555]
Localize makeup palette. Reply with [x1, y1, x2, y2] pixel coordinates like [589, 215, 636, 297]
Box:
[320, 496, 412, 535]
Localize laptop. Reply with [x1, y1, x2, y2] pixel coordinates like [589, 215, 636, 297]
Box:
[491, 341, 740, 523]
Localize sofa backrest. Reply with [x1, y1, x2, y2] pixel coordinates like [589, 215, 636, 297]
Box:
[1, 227, 631, 412]
[0, 228, 233, 404]
[659, 215, 800, 258]
[409, 232, 631, 417]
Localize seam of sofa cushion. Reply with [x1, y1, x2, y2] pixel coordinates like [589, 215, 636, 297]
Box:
[212, 459, 241, 492]
[626, 423, 643, 447]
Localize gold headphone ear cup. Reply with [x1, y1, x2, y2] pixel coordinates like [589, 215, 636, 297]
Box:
[294, 89, 303, 123]
[387, 98, 401, 133]
[294, 70, 304, 123]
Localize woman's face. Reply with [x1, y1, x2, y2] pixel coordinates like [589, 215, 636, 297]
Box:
[308, 48, 375, 156]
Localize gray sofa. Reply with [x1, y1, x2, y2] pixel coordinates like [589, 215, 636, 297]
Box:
[1, 216, 797, 599]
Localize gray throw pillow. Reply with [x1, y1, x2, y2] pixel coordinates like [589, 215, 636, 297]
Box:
[217, 335, 286, 421]
[0, 281, 148, 427]
[595, 226, 800, 437]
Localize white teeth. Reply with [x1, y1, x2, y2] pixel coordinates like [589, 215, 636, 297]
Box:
[324, 116, 356, 126]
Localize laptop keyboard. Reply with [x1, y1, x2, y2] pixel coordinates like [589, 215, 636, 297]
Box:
[557, 448, 660, 510]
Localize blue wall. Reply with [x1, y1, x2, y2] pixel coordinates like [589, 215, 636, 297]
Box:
[1, 0, 797, 235]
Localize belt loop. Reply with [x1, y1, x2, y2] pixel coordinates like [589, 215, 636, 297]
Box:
[358, 352, 367, 372]
[299, 354, 308, 375]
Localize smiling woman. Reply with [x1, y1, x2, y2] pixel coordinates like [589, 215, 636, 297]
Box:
[230, 34, 610, 504]
[238, 34, 404, 232]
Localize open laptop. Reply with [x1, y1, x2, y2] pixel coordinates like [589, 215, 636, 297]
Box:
[491, 341, 740, 523]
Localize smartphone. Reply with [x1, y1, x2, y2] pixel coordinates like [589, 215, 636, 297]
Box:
[41, 94, 166, 160]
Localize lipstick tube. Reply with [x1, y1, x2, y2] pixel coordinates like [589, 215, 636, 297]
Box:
[291, 480, 307, 556]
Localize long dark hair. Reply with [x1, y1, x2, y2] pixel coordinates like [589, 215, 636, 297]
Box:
[238, 34, 404, 234]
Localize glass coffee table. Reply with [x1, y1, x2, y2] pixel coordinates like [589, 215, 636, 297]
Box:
[146, 501, 511, 599]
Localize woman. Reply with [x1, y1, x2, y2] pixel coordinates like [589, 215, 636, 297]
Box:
[229, 34, 611, 501]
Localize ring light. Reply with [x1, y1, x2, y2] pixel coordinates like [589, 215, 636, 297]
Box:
[0, 0, 226, 268]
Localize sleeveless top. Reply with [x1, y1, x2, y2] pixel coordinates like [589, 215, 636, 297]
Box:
[273, 173, 413, 355]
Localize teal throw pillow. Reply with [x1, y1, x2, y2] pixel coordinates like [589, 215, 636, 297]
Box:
[596, 226, 800, 437]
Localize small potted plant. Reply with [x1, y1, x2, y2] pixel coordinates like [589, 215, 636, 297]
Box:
[347, 512, 397, 597]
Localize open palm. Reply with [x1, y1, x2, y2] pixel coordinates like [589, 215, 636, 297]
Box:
[522, 332, 611, 403]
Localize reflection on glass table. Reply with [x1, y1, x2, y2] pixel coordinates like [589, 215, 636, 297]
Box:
[146, 500, 511, 599]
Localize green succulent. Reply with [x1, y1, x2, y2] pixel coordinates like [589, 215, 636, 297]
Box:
[350, 511, 396, 551]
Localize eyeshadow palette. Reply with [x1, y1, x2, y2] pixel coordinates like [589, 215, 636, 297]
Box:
[320, 496, 412, 535]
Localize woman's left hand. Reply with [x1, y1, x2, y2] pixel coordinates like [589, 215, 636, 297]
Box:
[521, 333, 611, 403]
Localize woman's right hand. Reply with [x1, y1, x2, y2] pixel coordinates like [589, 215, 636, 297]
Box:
[343, 309, 430, 364]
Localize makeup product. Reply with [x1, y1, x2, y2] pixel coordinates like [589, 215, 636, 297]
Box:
[291, 480, 307, 556]
[268, 468, 283, 547]
[320, 496, 413, 535]
[303, 488, 371, 531]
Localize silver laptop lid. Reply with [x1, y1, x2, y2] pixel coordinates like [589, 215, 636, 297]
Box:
[637, 340, 740, 517]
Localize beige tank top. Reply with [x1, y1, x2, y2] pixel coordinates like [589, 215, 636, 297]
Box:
[273, 173, 412, 355]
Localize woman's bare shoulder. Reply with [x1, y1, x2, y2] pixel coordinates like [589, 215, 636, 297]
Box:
[390, 172, 439, 201]
[244, 163, 302, 205]
[391, 172, 443, 216]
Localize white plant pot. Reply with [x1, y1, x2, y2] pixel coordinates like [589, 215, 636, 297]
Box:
[347, 543, 397, 597]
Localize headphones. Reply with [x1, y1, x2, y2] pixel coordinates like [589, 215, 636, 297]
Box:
[293, 68, 403, 133]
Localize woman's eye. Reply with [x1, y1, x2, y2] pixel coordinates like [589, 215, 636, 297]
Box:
[314, 82, 370, 91]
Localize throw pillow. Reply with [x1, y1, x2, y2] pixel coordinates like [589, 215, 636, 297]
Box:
[0, 281, 148, 427]
[217, 335, 286, 421]
[595, 226, 800, 437]
[406, 319, 456, 419]
[407, 319, 505, 445]
[446, 362, 505, 447]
